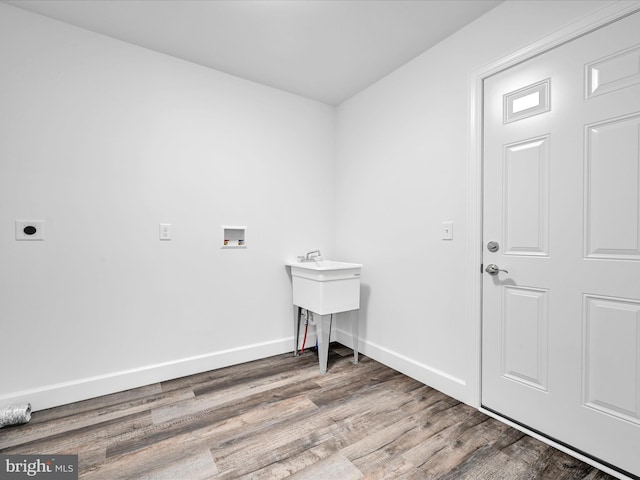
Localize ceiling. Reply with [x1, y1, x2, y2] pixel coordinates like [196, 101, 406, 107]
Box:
[4, 0, 502, 105]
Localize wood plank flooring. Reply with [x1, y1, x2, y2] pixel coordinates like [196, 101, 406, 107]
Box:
[0, 345, 618, 479]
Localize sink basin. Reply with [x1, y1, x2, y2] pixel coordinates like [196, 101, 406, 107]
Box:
[287, 260, 362, 315]
[287, 260, 362, 270]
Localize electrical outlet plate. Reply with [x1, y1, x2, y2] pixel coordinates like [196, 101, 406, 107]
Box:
[159, 223, 172, 241]
[16, 220, 44, 240]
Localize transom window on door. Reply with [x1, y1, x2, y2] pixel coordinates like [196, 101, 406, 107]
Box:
[503, 78, 550, 123]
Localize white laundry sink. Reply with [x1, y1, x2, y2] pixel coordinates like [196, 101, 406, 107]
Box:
[287, 260, 362, 315]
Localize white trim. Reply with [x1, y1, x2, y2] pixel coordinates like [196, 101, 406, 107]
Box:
[334, 327, 468, 402]
[466, 0, 640, 408]
[0, 338, 293, 411]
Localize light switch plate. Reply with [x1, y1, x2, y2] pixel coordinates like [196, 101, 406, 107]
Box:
[16, 220, 44, 240]
[442, 221, 453, 240]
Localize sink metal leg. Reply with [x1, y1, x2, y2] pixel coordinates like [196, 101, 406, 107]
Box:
[295, 308, 359, 372]
[352, 310, 359, 365]
[316, 313, 333, 374]
[293, 306, 302, 357]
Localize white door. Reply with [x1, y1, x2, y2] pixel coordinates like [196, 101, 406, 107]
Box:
[482, 11, 640, 477]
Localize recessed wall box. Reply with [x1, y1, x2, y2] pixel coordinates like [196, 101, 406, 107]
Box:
[222, 226, 246, 248]
[16, 220, 45, 240]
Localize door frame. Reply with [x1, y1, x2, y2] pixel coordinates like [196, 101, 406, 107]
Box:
[466, 1, 640, 477]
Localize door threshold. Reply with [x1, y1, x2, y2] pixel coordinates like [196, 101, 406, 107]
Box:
[480, 405, 639, 480]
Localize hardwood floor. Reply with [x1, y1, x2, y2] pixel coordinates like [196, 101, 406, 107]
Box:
[0, 345, 618, 479]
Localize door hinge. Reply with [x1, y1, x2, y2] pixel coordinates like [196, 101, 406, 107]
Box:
[480, 263, 483, 273]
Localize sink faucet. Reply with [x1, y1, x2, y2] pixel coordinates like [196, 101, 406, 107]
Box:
[304, 250, 322, 262]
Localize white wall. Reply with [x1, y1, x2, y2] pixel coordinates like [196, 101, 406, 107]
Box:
[0, 0, 621, 413]
[0, 3, 335, 410]
[334, 0, 613, 405]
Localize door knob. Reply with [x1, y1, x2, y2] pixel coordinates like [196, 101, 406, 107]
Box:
[485, 264, 508, 275]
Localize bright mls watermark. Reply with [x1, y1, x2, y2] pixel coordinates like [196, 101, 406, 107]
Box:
[0, 455, 77, 480]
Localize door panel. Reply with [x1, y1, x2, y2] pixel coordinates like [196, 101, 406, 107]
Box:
[583, 295, 640, 425]
[586, 45, 640, 98]
[502, 285, 549, 391]
[503, 136, 550, 255]
[586, 114, 640, 259]
[482, 10, 640, 477]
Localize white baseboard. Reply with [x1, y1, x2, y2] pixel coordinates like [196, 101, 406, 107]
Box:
[334, 327, 469, 403]
[0, 338, 294, 412]
[2, 331, 471, 413]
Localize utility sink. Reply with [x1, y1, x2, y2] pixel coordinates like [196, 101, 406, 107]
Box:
[286, 260, 362, 315]
[287, 258, 363, 373]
